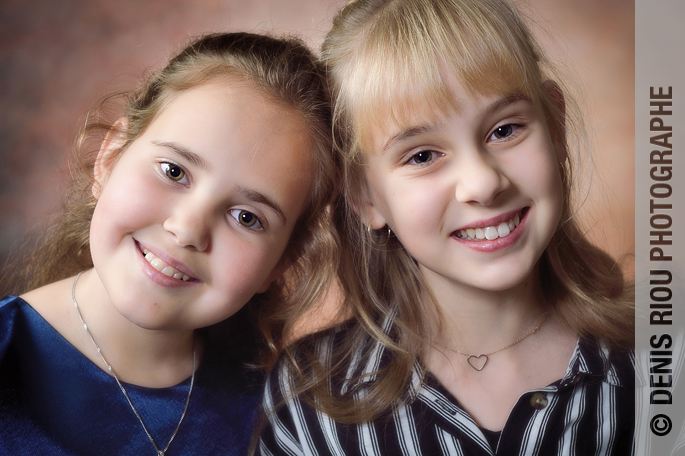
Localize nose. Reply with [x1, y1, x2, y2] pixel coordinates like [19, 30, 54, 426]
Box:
[163, 199, 211, 251]
[453, 150, 510, 206]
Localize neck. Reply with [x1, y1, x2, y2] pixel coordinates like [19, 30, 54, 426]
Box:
[421, 266, 548, 355]
[73, 270, 198, 388]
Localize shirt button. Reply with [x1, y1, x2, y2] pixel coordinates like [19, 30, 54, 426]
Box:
[530, 392, 548, 410]
[573, 374, 583, 384]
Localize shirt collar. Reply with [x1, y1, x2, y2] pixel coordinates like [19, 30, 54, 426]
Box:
[340, 316, 630, 394]
[557, 338, 631, 388]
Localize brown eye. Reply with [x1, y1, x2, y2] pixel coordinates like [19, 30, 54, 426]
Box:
[161, 163, 186, 182]
[229, 209, 264, 230]
[239, 211, 256, 227]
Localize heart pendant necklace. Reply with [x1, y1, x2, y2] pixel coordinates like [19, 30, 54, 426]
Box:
[440, 313, 549, 371]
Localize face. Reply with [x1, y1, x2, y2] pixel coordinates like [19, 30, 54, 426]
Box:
[362, 76, 564, 296]
[89, 79, 313, 330]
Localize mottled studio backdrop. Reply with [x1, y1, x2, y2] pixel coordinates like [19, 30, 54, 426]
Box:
[0, 0, 634, 278]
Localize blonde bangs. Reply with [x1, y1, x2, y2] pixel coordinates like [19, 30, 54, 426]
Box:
[307, 0, 634, 425]
[332, 0, 546, 155]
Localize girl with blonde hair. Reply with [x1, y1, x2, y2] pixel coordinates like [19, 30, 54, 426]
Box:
[258, 0, 634, 454]
[0, 32, 337, 455]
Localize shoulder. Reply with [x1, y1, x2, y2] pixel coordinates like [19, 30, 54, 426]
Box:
[18, 277, 84, 349]
[0, 289, 78, 370]
[545, 339, 635, 454]
[265, 313, 412, 405]
[258, 324, 357, 456]
[19, 276, 73, 322]
[574, 338, 634, 388]
[258, 319, 424, 456]
[0, 295, 27, 314]
[262, 321, 364, 408]
[261, 318, 396, 418]
[0, 297, 29, 354]
[0, 297, 44, 412]
[0, 295, 33, 344]
[269, 321, 367, 383]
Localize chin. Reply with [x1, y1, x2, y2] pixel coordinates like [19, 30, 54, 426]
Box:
[463, 265, 536, 294]
[111, 300, 169, 330]
[120, 313, 163, 330]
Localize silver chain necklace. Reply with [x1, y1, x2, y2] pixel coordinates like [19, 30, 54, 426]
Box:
[71, 272, 195, 456]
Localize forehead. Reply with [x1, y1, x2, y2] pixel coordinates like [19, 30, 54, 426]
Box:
[366, 82, 538, 158]
[353, 67, 527, 152]
[334, 0, 544, 151]
[345, 37, 540, 149]
[145, 79, 314, 216]
[157, 78, 310, 152]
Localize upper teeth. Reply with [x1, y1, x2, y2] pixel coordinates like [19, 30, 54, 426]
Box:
[456, 213, 520, 241]
[143, 249, 191, 281]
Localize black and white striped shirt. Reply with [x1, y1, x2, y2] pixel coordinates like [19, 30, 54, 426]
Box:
[258, 323, 634, 456]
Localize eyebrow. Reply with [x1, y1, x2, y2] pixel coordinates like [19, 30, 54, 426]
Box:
[382, 124, 439, 153]
[235, 186, 287, 225]
[381, 93, 531, 153]
[478, 93, 530, 119]
[152, 141, 209, 171]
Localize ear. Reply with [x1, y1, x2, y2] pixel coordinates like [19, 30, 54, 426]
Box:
[352, 180, 389, 230]
[257, 256, 291, 294]
[542, 80, 567, 162]
[92, 118, 129, 199]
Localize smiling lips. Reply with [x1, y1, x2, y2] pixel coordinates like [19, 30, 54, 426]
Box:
[454, 211, 522, 242]
[142, 248, 193, 281]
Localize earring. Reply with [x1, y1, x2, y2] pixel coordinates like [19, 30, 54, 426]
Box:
[367, 224, 391, 246]
[558, 160, 567, 185]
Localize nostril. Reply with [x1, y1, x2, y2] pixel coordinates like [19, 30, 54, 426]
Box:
[163, 213, 211, 251]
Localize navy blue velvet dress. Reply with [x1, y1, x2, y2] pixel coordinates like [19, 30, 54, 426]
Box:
[0, 296, 263, 455]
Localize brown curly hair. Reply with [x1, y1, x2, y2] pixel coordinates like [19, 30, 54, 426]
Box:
[1, 32, 339, 364]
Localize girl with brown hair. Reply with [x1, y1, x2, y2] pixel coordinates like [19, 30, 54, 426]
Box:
[0, 32, 337, 455]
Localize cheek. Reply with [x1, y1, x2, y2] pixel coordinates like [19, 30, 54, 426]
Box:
[513, 149, 564, 225]
[89, 204, 109, 260]
[511, 142, 562, 193]
[380, 177, 447, 239]
[89, 175, 167, 259]
[103, 174, 166, 224]
[210, 238, 283, 296]
[537, 160, 563, 207]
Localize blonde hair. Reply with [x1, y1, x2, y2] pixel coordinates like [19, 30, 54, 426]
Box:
[280, 0, 633, 423]
[2, 32, 338, 364]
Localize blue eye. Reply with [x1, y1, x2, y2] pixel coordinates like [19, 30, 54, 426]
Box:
[229, 209, 264, 230]
[407, 150, 437, 165]
[489, 124, 519, 141]
[160, 162, 187, 183]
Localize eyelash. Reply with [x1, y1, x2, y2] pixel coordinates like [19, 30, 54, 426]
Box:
[157, 162, 265, 232]
[229, 209, 264, 231]
[405, 150, 441, 167]
[488, 123, 522, 142]
[160, 162, 189, 186]
[404, 122, 523, 166]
